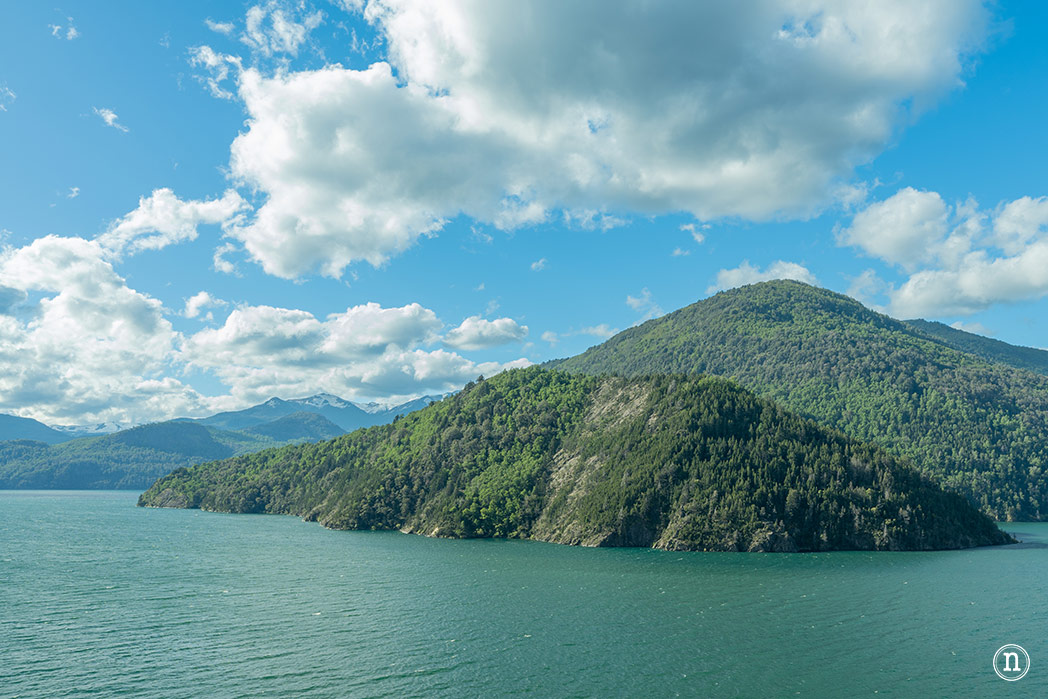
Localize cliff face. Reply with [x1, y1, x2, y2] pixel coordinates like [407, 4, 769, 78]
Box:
[140, 368, 1013, 552]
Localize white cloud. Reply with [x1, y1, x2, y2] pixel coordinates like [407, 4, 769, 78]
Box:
[680, 222, 706, 244]
[0, 236, 211, 424]
[579, 324, 618, 339]
[838, 187, 950, 270]
[189, 46, 243, 100]
[184, 291, 227, 319]
[530, 258, 548, 272]
[215, 1, 987, 278]
[93, 107, 128, 133]
[0, 230, 529, 422]
[49, 17, 78, 40]
[444, 315, 528, 350]
[541, 330, 558, 346]
[67, 187, 80, 199]
[0, 85, 15, 112]
[181, 302, 529, 403]
[626, 288, 663, 322]
[993, 196, 1048, 255]
[241, 1, 323, 57]
[672, 248, 689, 257]
[98, 188, 248, 255]
[206, 19, 236, 35]
[842, 190, 1048, 318]
[213, 242, 239, 274]
[949, 320, 993, 336]
[708, 261, 817, 293]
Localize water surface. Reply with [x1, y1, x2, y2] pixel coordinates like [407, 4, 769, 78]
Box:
[1, 491, 1044, 697]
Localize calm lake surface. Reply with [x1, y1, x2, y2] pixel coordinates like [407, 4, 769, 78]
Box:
[1, 491, 1045, 697]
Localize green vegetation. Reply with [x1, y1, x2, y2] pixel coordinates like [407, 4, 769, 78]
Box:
[140, 368, 1011, 552]
[552, 280, 1048, 520]
[0, 421, 281, 489]
[242, 412, 346, 442]
[905, 319, 1048, 376]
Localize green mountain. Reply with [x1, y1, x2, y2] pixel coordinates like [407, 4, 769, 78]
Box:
[0, 413, 73, 444]
[0, 421, 278, 490]
[242, 412, 346, 442]
[140, 368, 1011, 552]
[905, 319, 1048, 376]
[552, 280, 1048, 520]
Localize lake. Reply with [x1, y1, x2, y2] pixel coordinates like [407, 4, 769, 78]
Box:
[1, 490, 1044, 697]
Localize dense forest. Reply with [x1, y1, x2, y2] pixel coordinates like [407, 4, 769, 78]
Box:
[141, 368, 1011, 552]
[905, 319, 1048, 376]
[552, 280, 1048, 520]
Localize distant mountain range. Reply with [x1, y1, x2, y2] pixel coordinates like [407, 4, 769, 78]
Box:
[0, 393, 450, 489]
[193, 393, 448, 433]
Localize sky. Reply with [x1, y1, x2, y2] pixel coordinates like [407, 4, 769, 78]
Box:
[2, 0, 1048, 427]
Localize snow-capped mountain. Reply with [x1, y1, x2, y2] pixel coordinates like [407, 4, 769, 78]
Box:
[50, 422, 134, 437]
[197, 393, 452, 433]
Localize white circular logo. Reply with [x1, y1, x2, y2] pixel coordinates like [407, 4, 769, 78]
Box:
[993, 644, 1030, 681]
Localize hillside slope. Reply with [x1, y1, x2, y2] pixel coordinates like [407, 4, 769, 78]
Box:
[905, 319, 1048, 376]
[0, 414, 73, 444]
[0, 422, 277, 490]
[140, 368, 1011, 552]
[552, 280, 1048, 520]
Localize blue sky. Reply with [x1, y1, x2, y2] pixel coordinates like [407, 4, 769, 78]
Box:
[2, 1, 1047, 426]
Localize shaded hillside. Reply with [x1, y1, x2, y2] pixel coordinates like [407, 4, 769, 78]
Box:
[243, 412, 346, 442]
[0, 414, 72, 444]
[905, 319, 1048, 376]
[0, 422, 276, 490]
[140, 368, 1011, 552]
[552, 280, 1048, 520]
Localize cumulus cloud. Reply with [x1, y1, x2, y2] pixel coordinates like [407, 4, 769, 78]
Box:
[184, 291, 226, 319]
[215, 0, 987, 278]
[181, 302, 529, 403]
[0, 236, 211, 424]
[213, 242, 239, 274]
[98, 188, 248, 256]
[67, 187, 80, 199]
[841, 190, 1048, 318]
[444, 315, 528, 350]
[530, 258, 547, 272]
[838, 187, 951, 270]
[0, 231, 526, 422]
[241, 1, 323, 57]
[93, 107, 128, 132]
[708, 261, 817, 293]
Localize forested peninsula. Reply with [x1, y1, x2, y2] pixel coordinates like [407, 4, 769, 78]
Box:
[553, 280, 1048, 520]
[141, 368, 1012, 552]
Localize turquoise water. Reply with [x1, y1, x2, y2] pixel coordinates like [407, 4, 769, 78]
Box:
[1, 491, 1045, 697]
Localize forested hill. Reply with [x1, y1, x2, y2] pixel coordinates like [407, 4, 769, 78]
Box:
[904, 319, 1048, 376]
[140, 368, 1011, 552]
[551, 280, 1048, 520]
